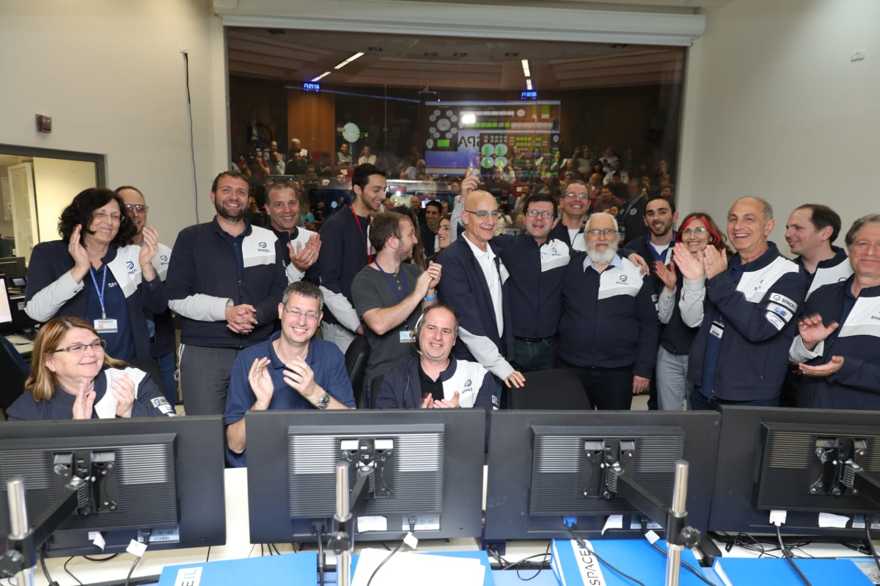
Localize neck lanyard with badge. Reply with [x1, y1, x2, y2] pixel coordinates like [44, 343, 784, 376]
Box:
[90, 266, 118, 334]
[375, 259, 415, 344]
[352, 208, 373, 262]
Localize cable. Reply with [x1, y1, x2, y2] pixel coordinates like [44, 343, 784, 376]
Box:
[647, 540, 714, 586]
[865, 516, 880, 576]
[39, 549, 59, 586]
[505, 544, 551, 581]
[181, 50, 200, 223]
[775, 524, 812, 586]
[124, 554, 142, 586]
[316, 524, 325, 586]
[566, 528, 646, 586]
[63, 556, 84, 585]
[365, 540, 403, 586]
[83, 553, 119, 562]
[206, 546, 212, 562]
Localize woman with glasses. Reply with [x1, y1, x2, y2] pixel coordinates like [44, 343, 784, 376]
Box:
[6, 316, 173, 420]
[24, 188, 166, 371]
[653, 212, 729, 410]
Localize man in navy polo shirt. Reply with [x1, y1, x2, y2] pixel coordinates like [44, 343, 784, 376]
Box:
[225, 281, 355, 467]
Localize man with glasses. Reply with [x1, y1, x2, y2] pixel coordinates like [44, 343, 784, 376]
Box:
[224, 281, 354, 467]
[263, 180, 321, 283]
[558, 212, 659, 409]
[116, 185, 176, 405]
[166, 171, 288, 416]
[495, 194, 569, 372]
[549, 180, 590, 250]
[437, 189, 526, 391]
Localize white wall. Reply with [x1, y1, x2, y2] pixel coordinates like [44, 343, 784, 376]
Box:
[678, 0, 880, 246]
[0, 0, 229, 248]
[32, 158, 97, 244]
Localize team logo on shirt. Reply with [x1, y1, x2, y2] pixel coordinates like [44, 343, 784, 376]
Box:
[617, 274, 628, 283]
[160, 254, 168, 263]
[629, 208, 638, 216]
[126, 260, 136, 274]
[464, 379, 472, 388]
[258, 241, 268, 250]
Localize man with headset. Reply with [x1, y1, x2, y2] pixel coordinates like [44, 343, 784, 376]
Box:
[373, 304, 500, 409]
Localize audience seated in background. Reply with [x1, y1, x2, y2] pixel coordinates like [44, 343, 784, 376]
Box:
[6, 316, 173, 420]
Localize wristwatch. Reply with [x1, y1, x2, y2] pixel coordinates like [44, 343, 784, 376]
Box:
[316, 390, 331, 410]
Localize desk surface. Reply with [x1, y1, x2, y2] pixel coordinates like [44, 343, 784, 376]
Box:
[5, 333, 33, 356]
[28, 468, 876, 586]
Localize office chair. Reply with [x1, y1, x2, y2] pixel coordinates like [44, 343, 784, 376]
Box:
[0, 336, 29, 415]
[344, 335, 370, 408]
[507, 368, 592, 410]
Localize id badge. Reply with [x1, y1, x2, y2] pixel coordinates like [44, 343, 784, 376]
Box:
[94, 318, 118, 334]
[399, 330, 414, 344]
[709, 320, 724, 339]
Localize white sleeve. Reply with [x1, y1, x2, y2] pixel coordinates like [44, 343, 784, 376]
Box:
[657, 287, 676, 324]
[319, 286, 361, 332]
[789, 336, 824, 363]
[25, 271, 84, 322]
[285, 263, 306, 284]
[168, 294, 229, 322]
[458, 327, 515, 380]
[449, 195, 464, 243]
[679, 277, 706, 328]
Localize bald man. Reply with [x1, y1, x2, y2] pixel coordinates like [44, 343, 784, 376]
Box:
[688, 196, 807, 409]
[437, 181, 526, 393]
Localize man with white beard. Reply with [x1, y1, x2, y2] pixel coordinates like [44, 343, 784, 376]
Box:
[557, 212, 659, 410]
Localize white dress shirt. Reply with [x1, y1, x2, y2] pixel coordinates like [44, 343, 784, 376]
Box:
[462, 233, 504, 338]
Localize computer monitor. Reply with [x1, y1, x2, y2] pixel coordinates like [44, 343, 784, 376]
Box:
[710, 405, 880, 537]
[484, 411, 721, 540]
[0, 278, 12, 326]
[246, 409, 486, 544]
[0, 257, 26, 281]
[0, 416, 226, 557]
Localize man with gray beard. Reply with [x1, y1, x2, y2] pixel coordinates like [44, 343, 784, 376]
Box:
[557, 212, 659, 409]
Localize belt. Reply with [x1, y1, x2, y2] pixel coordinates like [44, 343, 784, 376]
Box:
[514, 336, 553, 343]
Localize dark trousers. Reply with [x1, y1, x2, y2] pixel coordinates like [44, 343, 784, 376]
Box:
[689, 388, 781, 411]
[180, 345, 239, 416]
[510, 337, 556, 373]
[560, 360, 633, 410]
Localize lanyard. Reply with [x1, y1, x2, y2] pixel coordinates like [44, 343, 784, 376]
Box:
[352, 209, 371, 260]
[88, 265, 109, 319]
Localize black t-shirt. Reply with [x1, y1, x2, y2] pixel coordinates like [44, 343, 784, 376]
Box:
[418, 363, 445, 402]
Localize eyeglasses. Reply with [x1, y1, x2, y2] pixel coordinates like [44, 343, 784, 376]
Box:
[465, 209, 501, 219]
[682, 226, 709, 237]
[54, 339, 105, 354]
[586, 228, 618, 238]
[526, 210, 553, 219]
[564, 192, 589, 200]
[123, 203, 148, 214]
[283, 307, 320, 322]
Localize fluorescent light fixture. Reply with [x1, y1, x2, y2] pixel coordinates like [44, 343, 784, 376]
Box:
[521, 59, 531, 79]
[334, 51, 365, 70]
[310, 71, 331, 82]
[526, 78, 533, 91]
[461, 112, 477, 125]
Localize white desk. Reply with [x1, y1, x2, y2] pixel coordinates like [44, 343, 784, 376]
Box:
[5, 334, 32, 357]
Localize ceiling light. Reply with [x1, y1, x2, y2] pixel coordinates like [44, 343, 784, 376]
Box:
[526, 78, 533, 91]
[521, 59, 531, 79]
[334, 51, 365, 70]
[461, 112, 477, 126]
[311, 71, 331, 82]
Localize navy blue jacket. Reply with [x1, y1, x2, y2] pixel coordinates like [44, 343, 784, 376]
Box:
[373, 355, 499, 409]
[797, 246, 852, 300]
[315, 206, 370, 326]
[7, 368, 172, 420]
[688, 242, 807, 401]
[436, 238, 513, 366]
[659, 274, 700, 355]
[558, 253, 659, 377]
[25, 241, 166, 371]
[548, 222, 583, 250]
[795, 278, 880, 409]
[620, 194, 648, 246]
[165, 219, 286, 349]
[494, 234, 567, 339]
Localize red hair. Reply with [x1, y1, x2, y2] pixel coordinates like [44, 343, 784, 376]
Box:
[676, 212, 729, 252]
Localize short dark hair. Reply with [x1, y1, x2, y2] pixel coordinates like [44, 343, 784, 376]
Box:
[58, 188, 137, 246]
[211, 170, 249, 193]
[369, 211, 410, 253]
[281, 280, 323, 312]
[645, 195, 675, 215]
[523, 193, 557, 217]
[796, 204, 842, 243]
[845, 214, 880, 248]
[352, 163, 386, 191]
[425, 200, 443, 214]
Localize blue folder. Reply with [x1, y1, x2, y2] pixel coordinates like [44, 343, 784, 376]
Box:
[157, 551, 318, 586]
[716, 557, 871, 586]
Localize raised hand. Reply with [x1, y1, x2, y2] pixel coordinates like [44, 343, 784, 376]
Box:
[425, 261, 442, 289]
[290, 233, 321, 271]
[432, 391, 461, 409]
[702, 246, 728, 280]
[248, 357, 275, 410]
[72, 387, 96, 420]
[111, 374, 136, 418]
[139, 226, 160, 281]
[797, 314, 839, 350]
[672, 242, 704, 280]
[799, 355, 844, 377]
[627, 253, 650, 276]
[283, 357, 319, 401]
[68, 225, 91, 281]
[460, 172, 479, 198]
[654, 261, 677, 291]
